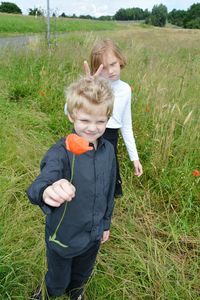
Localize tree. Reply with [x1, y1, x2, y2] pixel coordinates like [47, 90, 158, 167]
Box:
[0, 2, 22, 14]
[168, 9, 187, 27]
[185, 18, 200, 29]
[59, 12, 66, 18]
[99, 15, 112, 21]
[168, 4, 200, 29]
[28, 8, 43, 16]
[183, 3, 200, 29]
[79, 14, 93, 19]
[114, 7, 150, 21]
[114, 8, 128, 20]
[150, 4, 168, 27]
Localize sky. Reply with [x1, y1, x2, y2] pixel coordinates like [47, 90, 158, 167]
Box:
[14, 0, 199, 17]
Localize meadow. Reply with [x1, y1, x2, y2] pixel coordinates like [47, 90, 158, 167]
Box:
[0, 17, 200, 300]
[0, 13, 120, 35]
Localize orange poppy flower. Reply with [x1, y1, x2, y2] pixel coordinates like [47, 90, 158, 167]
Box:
[65, 134, 93, 155]
[145, 105, 150, 112]
[39, 90, 46, 96]
[192, 170, 200, 177]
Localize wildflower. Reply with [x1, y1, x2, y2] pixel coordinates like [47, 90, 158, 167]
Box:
[49, 134, 93, 248]
[39, 90, 46, 96]
[192, 170, 200, 177]
[145, 105, 150, 112]
[66, 134, 93, 155]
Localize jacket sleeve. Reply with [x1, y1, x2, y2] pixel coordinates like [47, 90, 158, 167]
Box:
[103, 146, 116, 230]
[26, 143, 70, 214]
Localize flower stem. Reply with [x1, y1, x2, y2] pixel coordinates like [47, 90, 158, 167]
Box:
[70, 153, 75, 184]
[49, 153, 75, 247]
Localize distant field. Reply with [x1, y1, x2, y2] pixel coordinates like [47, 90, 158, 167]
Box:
[0, 13, 121, 35]
[0, 24, 200, 299]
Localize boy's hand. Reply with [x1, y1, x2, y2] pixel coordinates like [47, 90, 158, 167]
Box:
[101, 230, 110, 244]
[133, 160, 143, 177]
[43, 179, 76, 207]
[83, 60, 103, 78]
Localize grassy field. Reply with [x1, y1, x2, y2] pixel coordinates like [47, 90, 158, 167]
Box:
[0, 13, 120, 36]
[0, 19, 200, 300]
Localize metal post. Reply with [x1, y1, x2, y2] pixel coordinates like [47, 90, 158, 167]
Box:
[47, 0, 50, 47]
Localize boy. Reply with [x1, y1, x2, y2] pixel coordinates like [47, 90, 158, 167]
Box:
[27, 76, 116, 300]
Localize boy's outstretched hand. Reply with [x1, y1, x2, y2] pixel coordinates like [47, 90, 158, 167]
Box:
[101, 230, 110, 244]
[43, 179, 76, 207]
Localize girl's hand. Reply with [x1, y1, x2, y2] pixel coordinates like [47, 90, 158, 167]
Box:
[43, 179, 76, 207]
[83, 60, 104, 78]
[133, 160, 143, 177]
[101, 230, 110, 244]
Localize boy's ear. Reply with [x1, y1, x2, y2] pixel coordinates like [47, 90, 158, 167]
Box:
[67, 113, 74, 123]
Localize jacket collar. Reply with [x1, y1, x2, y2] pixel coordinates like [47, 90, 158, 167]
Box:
[71, 129, 106, 150]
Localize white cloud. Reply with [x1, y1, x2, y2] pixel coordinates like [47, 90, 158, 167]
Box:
[66, 1, 108, 17]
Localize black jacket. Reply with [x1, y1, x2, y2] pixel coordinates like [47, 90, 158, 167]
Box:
[27, 136, 116, 257]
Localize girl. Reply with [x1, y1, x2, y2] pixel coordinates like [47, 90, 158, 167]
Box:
[85, 39, 143, 197]
[65, 39, 143, 197]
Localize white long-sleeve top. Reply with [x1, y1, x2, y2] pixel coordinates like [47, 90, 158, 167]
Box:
[108, 79, 139, 161]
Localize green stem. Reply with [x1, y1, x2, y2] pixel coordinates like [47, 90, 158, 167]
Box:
[70, 153, 75, 184]
[49, 153, 75, 247]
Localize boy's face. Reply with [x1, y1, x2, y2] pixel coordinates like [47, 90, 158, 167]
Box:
[101, 50, 121, 82]
[68, 108, 108, 147]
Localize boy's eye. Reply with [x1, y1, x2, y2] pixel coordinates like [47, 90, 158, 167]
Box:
[98, 120, 106, 124]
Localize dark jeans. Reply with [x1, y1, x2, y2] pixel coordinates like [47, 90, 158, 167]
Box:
[103, 128, 122, 192]
[45, 241, 100, 298]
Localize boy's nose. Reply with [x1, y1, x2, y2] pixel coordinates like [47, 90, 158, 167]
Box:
[88, 123, 97, 131]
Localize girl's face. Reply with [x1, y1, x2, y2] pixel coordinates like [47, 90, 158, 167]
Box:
[101, 50, 121, 82]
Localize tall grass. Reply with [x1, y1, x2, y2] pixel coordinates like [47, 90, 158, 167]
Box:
[0, 26, 200, 299]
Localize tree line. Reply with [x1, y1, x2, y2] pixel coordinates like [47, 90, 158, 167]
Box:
[168, 4, 200, 29]
[0, 1, 200, 29]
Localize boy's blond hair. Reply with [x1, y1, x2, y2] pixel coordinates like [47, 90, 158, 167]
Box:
[66, 76, 114, 119]
[90, 39, 127, 74]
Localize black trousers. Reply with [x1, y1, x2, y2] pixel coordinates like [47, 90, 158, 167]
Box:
[45, 241, 100, 298]
[103, 128, 122, 189]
